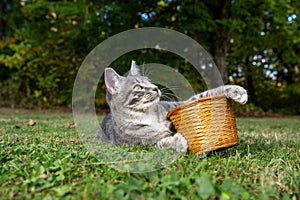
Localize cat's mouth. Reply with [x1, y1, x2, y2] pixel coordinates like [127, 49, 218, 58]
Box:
[144, 89, 161, 104]
[144, 98, 159, 104]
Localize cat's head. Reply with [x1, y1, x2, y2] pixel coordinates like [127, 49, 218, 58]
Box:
[104, 61, 161, 112]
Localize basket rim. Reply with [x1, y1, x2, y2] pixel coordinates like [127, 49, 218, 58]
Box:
[166, 94, 227, 118]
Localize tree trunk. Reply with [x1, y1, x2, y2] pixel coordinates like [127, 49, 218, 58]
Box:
[212, 46, 229, 84]
[245, 56, 257, 104]
[0, 0, 5, 39]
[211, 0, 232, 84]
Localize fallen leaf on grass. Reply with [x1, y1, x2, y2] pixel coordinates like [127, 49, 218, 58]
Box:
[68, 123, 78, 128]
[38, 174, 48, 179]
[28, 119, 36, 126]
[164, 169, 170, 175]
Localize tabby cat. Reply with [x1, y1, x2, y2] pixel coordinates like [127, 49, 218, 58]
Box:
[96, 61, 247, 152]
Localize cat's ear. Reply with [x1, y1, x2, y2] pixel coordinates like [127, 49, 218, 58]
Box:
[105, 68, 123, 95]
[129, 60, 140, 76]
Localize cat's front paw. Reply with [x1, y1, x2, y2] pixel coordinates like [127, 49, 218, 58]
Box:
[224, 85, 248, 104]
[156, 133, 188, 152]
[172, 133, 188, 152]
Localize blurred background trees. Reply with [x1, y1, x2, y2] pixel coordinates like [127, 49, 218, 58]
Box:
[0, 0, 299, 114]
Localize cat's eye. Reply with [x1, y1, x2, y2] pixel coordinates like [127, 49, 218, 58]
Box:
[134, 85, 143, 91]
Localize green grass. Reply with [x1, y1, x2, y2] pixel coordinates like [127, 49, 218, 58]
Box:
[0, 108, 299, 199]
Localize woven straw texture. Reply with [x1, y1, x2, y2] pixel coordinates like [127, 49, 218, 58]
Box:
[167, 94, 239, 155]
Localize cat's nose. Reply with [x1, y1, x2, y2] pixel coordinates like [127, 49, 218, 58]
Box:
[153, 87, 159, 93]
[153, 87, 161, 97]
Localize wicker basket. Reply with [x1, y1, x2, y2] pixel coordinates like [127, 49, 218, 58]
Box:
[167, 94, 239, 155]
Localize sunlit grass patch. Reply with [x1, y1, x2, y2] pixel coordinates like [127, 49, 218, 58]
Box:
[0, 109, 299, 199]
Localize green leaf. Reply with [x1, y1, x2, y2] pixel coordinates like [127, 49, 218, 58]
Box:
[160, 173, 180, 187]
[196, 173, 214, 200]
[127, 176, 142, 191]
[221, 178, 249, 199]
[220, 189, 233, 200]
[37, 165, 45, 175]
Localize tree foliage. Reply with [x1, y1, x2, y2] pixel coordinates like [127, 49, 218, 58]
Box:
[0, 0, 299, 114]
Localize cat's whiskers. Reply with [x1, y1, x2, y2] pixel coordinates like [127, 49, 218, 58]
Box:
[160, 95, 174, 101]
[160, 86, 181, 94]
[161, 93, 180, 101]
[159, 87, 181, 101]
[144, 67, 154, 77]
[141, 62, 146, 76]
[161, 85, 181, 90]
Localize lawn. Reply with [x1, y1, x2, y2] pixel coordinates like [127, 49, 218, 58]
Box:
[0, 108, 299, 199]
